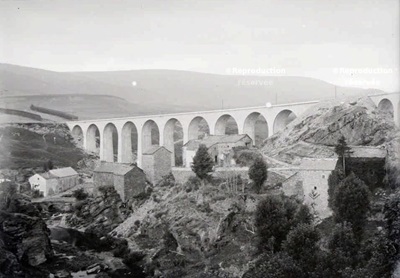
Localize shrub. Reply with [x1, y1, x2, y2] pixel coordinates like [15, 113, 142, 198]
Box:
[157, 172, 176, 187]
[72, 188, 88, 200]
[244, 252, 304, 278]
[98, 185, 115, 199]
[249, 157, 268, 193]
[32, 189, 43, 198]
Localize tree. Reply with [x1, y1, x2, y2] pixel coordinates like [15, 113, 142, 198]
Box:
[327, 164, 345, 208]
[383, 192, 400, 261]
[255, 195, 313, 252]
[191, 144, 214, 182]
[244, 252, 304, 278]
[334, 135, 351, 174]
[325, 222, 358, 276]
[282, 223, 320, 274]
[249, 156, 268, 193]
[332, 173, 370, 240]
[43, 159, 54, 172]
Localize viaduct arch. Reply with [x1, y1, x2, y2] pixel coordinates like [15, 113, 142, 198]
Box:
[67, 94, 399, 167]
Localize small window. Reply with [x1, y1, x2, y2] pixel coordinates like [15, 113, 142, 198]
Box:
[314, 186, 317, 190]
[322, 175, 325, 179]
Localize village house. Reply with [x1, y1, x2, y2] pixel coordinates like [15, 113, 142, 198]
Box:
[28, 167, 79, 197]
[141, 146, 172, 185]
[279, 158, 338, 219]
[93, 162, 147, 202]
[183, 134, 253, 168]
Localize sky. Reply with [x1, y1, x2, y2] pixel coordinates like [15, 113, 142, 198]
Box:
[0, 0, 399, 92]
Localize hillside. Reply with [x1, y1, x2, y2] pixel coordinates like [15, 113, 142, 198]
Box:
[0, 64, 389, 120]
[0, 123, 89, 169]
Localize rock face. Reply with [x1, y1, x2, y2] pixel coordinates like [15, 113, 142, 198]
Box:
[0, 185, 53, 277]
[263, 97, 395, 163]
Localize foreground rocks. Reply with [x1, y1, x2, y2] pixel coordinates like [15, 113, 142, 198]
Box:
[0, 183, 53, 277]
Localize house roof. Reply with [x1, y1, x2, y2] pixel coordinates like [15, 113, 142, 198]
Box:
[94, 162, 139, 176]
[143, 145, 171, 155]
[184, 134, 251, 151]
[300, 158, 338, 171]
[348, 146, 386, 158]
[32, 167, 78, 180]
[49, 167, 78, 178]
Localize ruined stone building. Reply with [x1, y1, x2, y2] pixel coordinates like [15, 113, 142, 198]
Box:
[29, 167, 79, 197]
[93, 162, 147, 201]
[183, 134, 253, 168]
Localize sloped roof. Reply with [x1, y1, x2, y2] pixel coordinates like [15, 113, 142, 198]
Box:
[94, 162, 139, 176]
[143, 145, 171, 155]
[49, 167, 78, 178]
[300, 158, 338, 171]
[184, 134, 251, 151]
[348, 146, 386, 158]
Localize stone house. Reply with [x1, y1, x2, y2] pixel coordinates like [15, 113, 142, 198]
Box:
[93, 162, 147, 202]
[142, 146, 172, 185]
[279, 158, 338, 219]
[183, 134, 253, 168]
[28, 167, 79, 197]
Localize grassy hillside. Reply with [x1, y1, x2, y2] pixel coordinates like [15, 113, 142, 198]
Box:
[0, 123, 87, 169]
[0, 64, 388, 120]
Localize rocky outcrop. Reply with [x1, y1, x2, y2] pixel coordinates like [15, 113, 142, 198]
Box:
[263, 97, 396, 163]
[66, 186, 132, 236]
[0, 185, 53, 277]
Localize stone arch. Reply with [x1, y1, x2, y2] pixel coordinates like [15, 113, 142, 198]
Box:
[243, 112, 269, 146]
[273, 109, 297, 134]
[142, 120, 160, 152]
[164, 118, 183, 166]
[378, 98, 394, 119]
[71, 125, 84, 147]
[215, 114, 239, 135]
[121, 121, 138, 163]
[188, 116, 210, 140]
[86, 124, 100, 154]
[103, 123, 118, 162]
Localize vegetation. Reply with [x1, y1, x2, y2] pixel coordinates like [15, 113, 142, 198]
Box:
[331, 173, 371, 239]
[191, 144, 214, 182]
[327, 164, 345, 208]
[43, 159, 54, 171]
[249, 157, 268, 193]
[334, 135, 352, 174]
[72, 188, 88, 200]
[255, 195, 313, 252]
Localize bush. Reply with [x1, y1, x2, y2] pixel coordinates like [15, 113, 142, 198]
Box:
[32, 189, 43, 198]
[249, 157, 268, 193]
[184, 176, 201, 191]
[98, 185, 115, 199]
[72, 188, 88, 200]
[244, 252, 304, 278]
[157, 172, 176, 187]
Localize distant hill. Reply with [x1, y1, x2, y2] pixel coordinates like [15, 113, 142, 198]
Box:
[0, 63, 388, 120]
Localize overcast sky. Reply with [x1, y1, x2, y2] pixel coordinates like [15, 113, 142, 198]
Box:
[0, 0, 399, 92]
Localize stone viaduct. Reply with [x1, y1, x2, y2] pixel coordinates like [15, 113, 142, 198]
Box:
[66, 93, 399, 167]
